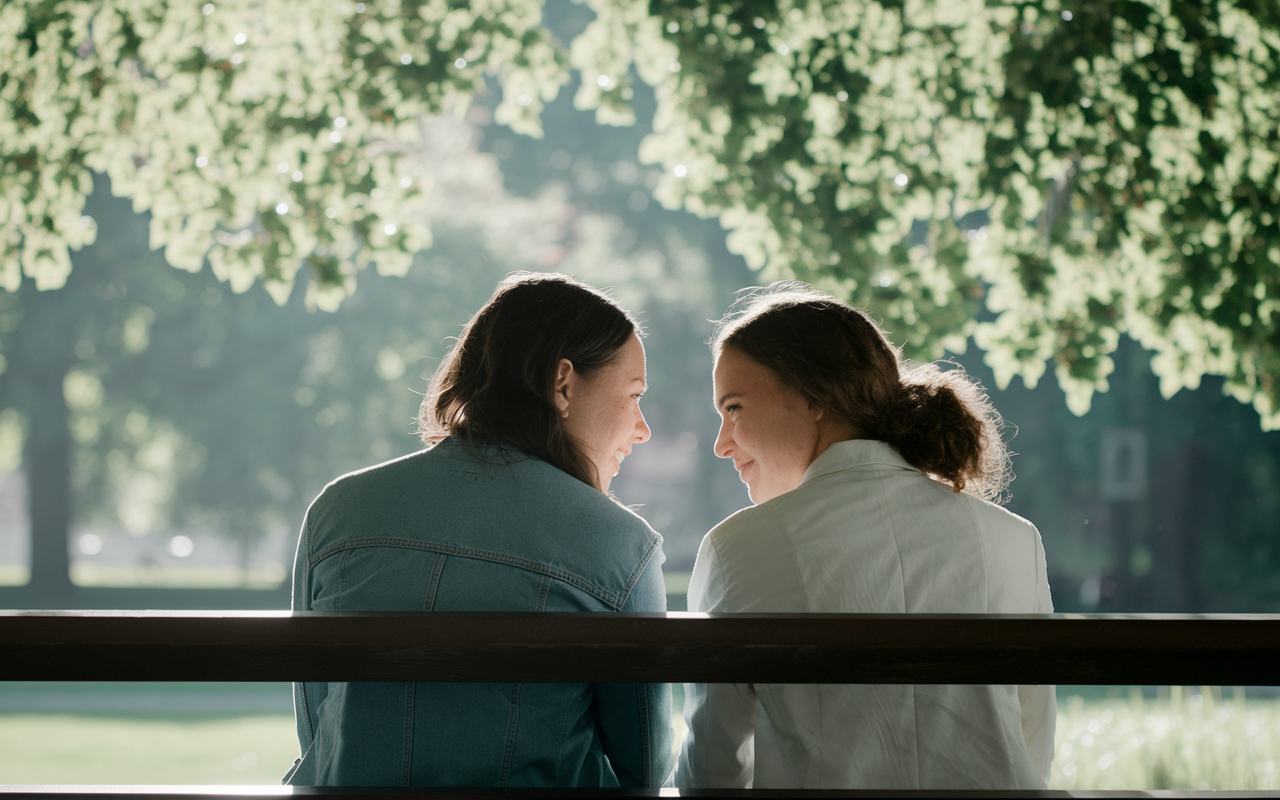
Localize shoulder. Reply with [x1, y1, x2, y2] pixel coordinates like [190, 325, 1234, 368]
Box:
[309, 447, 435, 515]
[312, 439, 575, 506]
[705, 501, 784, 548]
[691, 501, 807, 612]
[698, 500, 795, 580]
[496, 456, 665, 606]
[312, 438, 654, 529]
[957, 489, 1040, 537]
[308, 440, 661, 602]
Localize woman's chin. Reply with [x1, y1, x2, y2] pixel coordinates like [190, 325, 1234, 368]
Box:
[747, 480, 790, 505]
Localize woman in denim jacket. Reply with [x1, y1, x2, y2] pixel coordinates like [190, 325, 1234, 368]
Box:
[286, 273, 673, 787]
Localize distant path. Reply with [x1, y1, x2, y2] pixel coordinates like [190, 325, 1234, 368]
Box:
[0, 682, 292, 713]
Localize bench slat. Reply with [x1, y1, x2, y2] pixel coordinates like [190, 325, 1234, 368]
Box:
[0, 787, 1273, 798]
[1, 612, 1277, 685]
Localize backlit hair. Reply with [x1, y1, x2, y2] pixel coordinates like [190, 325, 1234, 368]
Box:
[419, 272, 639, 490]
[712, 282, 1011, 502]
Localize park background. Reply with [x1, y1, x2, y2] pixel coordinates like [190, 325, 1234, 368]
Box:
[3, 0, 1280, 789]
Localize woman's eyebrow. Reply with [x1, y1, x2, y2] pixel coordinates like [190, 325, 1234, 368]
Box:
[716, 391, 744, 410]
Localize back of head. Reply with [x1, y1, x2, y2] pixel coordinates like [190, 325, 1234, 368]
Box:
[419, 272, 638, 489]
[713, 282, 1011, 502]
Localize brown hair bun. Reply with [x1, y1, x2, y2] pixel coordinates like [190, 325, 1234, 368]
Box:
[713, 282, 1011, 502]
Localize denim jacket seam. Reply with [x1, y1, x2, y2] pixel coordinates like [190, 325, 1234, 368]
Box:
[499, 682, 522, 786]
[336, 549, 350, 612]
[613, 533, 662, 610]
[402, 682, 415, 785]
[536, 575, 552, 612]
[310, 537, 627, 607]
[296, 515, 317, 748]
[423, 552, 447, 611]
[552, 688, 575, 781]
[637, 683, 653, 786]
[296, 684, 315, 747]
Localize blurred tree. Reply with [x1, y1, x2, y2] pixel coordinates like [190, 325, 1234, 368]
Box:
[0, 172, 268, 596]
[579, 0, 1280, 426]
[10, 0, 1280, 424]
[1, 110, 741, 594]
[1, 0, 564, 302]
[9, 0, 1280, 605]
[0, 273, 81, 595]
[7, 0, 1280, 427]
[958, 336, 1280, 613]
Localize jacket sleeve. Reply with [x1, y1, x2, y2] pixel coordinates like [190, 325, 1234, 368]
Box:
[288, 508, 328, 783]
[1019, 526, 1056, 784]
[676, 534, 757, 788]
[594, 543, 674, 788]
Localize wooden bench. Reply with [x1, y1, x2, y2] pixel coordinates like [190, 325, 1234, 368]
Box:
[2, 611, 1278, 798]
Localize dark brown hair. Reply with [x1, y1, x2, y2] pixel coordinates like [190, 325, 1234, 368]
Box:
[713, 283, 1011, 502]
[418, 272, 639, 489]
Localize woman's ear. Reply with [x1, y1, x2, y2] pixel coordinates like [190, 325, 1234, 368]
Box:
[554, 358, 574, 418]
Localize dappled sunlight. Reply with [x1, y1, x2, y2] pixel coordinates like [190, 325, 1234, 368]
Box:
[1051, 690, 1280, 790]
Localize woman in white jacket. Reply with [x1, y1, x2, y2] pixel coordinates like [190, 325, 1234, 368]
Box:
[676, 283, 1055, 790]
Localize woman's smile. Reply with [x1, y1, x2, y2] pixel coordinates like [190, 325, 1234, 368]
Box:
[712, 347, 826, 504]
[558, 333, 650, 491]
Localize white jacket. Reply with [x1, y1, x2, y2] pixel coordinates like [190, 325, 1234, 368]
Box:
[676, 439, 1055, 790]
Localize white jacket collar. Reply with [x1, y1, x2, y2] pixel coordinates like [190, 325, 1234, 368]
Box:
[798, 439, 916, 487]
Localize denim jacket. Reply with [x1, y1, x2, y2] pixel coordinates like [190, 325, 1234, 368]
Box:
[285, 439, 673, 787]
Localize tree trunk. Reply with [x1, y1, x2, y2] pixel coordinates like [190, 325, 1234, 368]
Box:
[1151, 443, 1204, 612]
[24, 372, 74, 600]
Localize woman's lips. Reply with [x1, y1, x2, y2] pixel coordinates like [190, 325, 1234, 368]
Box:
[736, 460, 755, 480]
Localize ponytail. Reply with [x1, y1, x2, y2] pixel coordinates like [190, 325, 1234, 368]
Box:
[876, 363, 1010, 501]
[714, 283, 1011, 503]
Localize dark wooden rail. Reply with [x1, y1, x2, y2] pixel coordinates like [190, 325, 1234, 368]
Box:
[2, 610, 1279, 685]
[8, 786, 1273, 798]
[5, 612, 1279, 798]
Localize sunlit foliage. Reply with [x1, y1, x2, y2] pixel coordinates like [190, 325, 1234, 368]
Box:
[1, 0, 564, 307]
[5, 0, 1280, 423]
[579, 0, 1280, 424]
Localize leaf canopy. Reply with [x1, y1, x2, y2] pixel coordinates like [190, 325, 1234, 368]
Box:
[5, 0, 1280, 423]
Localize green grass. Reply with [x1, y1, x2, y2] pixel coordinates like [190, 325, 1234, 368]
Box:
[69, 564, 286, 589]
[3, 688, 1278, 788]
[0, 564, 286, 589]
[1051, 688, 1280, 790]
[0, 712, 298, 785]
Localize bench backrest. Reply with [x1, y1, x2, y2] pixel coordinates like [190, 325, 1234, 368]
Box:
[2, 611, 1277, 685]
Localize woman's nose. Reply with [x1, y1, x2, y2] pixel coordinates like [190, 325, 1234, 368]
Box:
[634, 408, 651, 443]
[713, 419, 733, 459]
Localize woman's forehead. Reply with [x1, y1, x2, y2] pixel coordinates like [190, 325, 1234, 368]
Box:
[714, 347, 784, 395]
